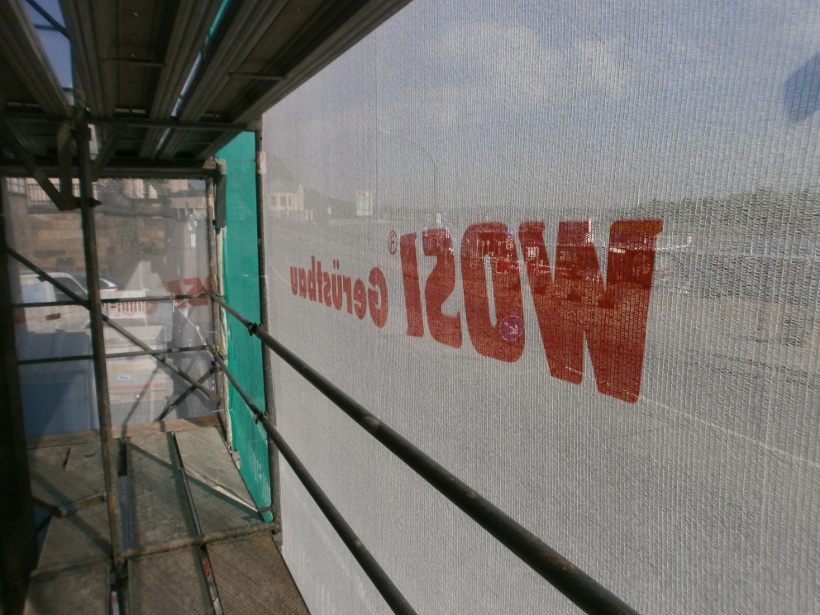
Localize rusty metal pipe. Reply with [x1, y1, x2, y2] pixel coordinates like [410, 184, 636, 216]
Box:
[17, 345, 211, 366]
[210, 292, 640, 615]
[77, 125, 124, 574]
[6, 249, 217, 402]
[10, 294, 206, 308]
[210, 350, 418, 615]
[117, 521, 280, 561]
[154, 367, 215, 422]
[205, 176, 229, 434]
[254, 128, 281, 527]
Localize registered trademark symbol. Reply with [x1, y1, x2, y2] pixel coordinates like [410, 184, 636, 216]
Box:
[388, 230, 398, 255]
[499, 316, 523, 341]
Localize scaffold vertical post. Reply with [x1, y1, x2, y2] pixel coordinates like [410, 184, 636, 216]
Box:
[0, 178, 38, 614]
[76, 123, 124, 574]
[255, 127, 281, 528]
[206, 176, 229, 434]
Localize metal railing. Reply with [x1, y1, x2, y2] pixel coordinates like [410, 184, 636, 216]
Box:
[6, 238, 640, 613]
[8, 249, 218, 404]
[211, 350, 417, 615]
[209, 291, 640, 615]
[7, 247, 220, 425]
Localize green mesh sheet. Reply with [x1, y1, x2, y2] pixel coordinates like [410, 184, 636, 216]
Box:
[218, 132, 272, 521]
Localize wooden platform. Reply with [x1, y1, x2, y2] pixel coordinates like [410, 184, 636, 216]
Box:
[24, 563, 110, 615]
[24, 419, 309, 615]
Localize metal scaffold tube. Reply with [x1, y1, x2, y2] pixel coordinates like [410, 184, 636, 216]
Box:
[255, 128, 281, 526]
[6, 249, 218, 403]
[205, 177, 230, 435]
[17, 344, 210, 366]
[76, 123, 124, 574]
[210, 351, 418, 615]
[0, 176, 38, 615]
[209, 292, 640, 615]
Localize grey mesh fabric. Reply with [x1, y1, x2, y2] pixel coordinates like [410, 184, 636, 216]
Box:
[262, 1, 819, 613]
[5, 178, 215, 434]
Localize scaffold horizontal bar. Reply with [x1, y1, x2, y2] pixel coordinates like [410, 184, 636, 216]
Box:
[210, 292, 640, 615]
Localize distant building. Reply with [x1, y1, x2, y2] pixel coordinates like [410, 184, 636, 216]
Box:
[2, 177, 205, 277]
[356, 190, 373, 216]
[271, 183, 312, 221]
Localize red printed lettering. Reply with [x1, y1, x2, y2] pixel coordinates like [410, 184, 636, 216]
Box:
[519, 219, 663, 402]
[322, 272, 332, 306]
[184, 277, 208, 306]
[461, 223, 524, 362]
[288, 256, 388, 330]
[163, 276, 211, 310]
[400, 233, 425, 337]
[166, 280, 186, 309]
[353, 279, 367, 319]
[284, 218, 662, 404]
[308, 257, 318, 301]
[368, 267, 388, 328]
[298, 269, 307, 298]
[422, 228, 462, 349]
[343, 276, 353, 314]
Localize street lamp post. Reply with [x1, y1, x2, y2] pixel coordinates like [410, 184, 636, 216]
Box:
[378, 129, 438, 215]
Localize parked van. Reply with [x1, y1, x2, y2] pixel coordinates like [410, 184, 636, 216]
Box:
[13, 272, 89, 333]
[13, 271, 169, 333]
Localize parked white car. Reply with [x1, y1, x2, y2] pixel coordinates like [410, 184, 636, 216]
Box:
[13, 272, 89, 333]
[13, 271, 168, 333]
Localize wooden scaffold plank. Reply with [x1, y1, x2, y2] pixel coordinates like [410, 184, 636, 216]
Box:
[127, 433, 197, 548]
[174, 426, 260, 534]
[27, 458, 105, 517]
[28, 440, 106, 518]
[128, 548, 212, 615]
[207, 533, 310, 615]
[23, 562, 109, 615]
[37, 504, 110, 571]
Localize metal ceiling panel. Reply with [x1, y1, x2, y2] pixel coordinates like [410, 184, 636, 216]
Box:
[0, 0, 413, 176]
[232, 0, 414, 125]
[114, 1, 171, 110]
[138, 0, 225, 159]
[0, 0, 70, 119]
[158, 0, 290, 160]
[59, 0, 116, 117]
[167, 0, 413, 160]
[0, 54, 31, 110]
[177, 0, 290, 123]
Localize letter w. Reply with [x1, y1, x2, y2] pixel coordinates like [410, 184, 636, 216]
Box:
[518, 219, 663, 403]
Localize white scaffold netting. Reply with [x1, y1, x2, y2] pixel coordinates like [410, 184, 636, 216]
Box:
[262, 1, 820, 613]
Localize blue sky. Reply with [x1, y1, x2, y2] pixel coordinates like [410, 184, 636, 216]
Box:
[266, 0, 820, 213]
[26, 0, 818, 212]
[24, 0, 71, 89]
